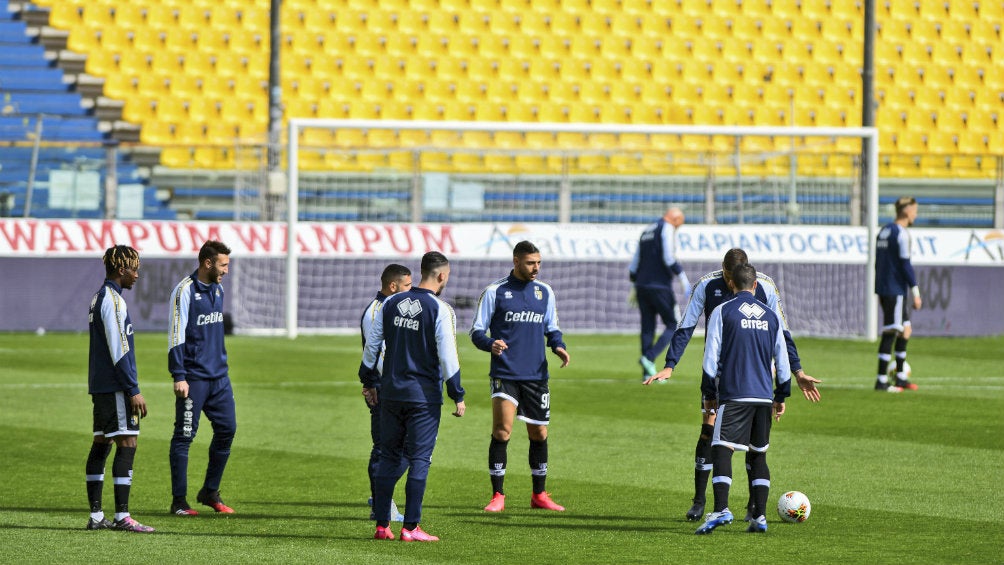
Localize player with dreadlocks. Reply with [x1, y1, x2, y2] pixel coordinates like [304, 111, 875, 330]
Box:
[85, 245, 154, 532]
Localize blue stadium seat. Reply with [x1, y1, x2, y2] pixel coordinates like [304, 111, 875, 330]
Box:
[0, 21, 28, 42]
[1, 92, 87, 115]
[0, 116, 103, 141]
[0, 68, 69, 91]
[0, 43, 47, 66]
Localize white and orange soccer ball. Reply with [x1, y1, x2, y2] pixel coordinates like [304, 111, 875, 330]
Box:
[777, 491, 811, 523]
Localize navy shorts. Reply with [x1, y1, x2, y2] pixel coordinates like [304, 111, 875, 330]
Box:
[491, 378, 551, 425]
[711, 402, 773, 452]
[92, 392, 139, 438]
[879, 294, 912, 332]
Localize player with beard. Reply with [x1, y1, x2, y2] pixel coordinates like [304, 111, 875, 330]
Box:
[471, 240, 571, 513]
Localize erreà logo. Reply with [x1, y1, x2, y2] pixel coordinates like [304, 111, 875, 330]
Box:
[397, 297, 423, 318]
[739, 302, 766, 319]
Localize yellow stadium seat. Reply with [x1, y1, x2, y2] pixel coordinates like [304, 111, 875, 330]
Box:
[456, 79, 487, 104]
[542, 80, 574, 104]
[102, 73, 138, 100]
[499, 0, 530, 14]
[122, 97, 157, 123]
[480, 80, 513, 104]
[137, 74, 172, 97]
[530, 58, 562, 81]
[426, 11, 457, 35]
[464, 58, 496, 82]
[599, 36, 632, 59]
[413, 33, 449, 57]
[403, 56, 435, 81]
[174, 121, 208, 145]
[975, 65, 999, 90]
[926, 130, 957, 154]
[609, 13, 641, 38]
[384, 33, 417, 56]
[189, 98, 222, 123]
[422, 80, 455, 103]
[176, 4, 210, 31]
[490, 12, 523, 36]
[742, 0, 771, 17]
[567, 35, 599, 60]
[498, 34, 529, 60]
[239, 6, 270, 33]
[49, 2, 87, 30]
[640, 14, 672, 38]
[140, 121, 176, 145]
[155, 97, 189, 123]
[163, 28, 199, 55]
[144, 4, 178, 31]
[538, 35, 570, 59]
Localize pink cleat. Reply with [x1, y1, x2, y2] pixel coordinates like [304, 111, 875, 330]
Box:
[110, 516, 155, 533]
[374, 526, 395, 540]
[531, 492, 565, 512]
[484, 492, 506, 512]
[400, 526, 439, 542]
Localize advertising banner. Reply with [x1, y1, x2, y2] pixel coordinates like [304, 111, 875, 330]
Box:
[2, 219, 1003, 266]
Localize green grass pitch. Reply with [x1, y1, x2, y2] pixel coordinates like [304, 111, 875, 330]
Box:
[1, 332, 1002, 564]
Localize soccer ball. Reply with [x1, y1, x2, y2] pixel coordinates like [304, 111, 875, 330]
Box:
[777, 491, 811, 523]
[887, 360, 912, 379]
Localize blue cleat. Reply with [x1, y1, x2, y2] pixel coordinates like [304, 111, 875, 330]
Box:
[746, 515, 768, 533]
[695, 509, 734, 535]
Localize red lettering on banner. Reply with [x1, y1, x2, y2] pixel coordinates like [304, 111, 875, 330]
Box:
[152, 222, 184, 253]
[313, 225, 351, 253]
[46, 221, 78, 252]
[185, 224, 223, 251]
[0, 220, 37, 251]
[233, 224, 275, 253]
[123, 221, 150, 249]
[385, 225, 415, 254]
[358, 224, 381, 253]
[419, 225, 457, 253]
[78, 221, 116, 251]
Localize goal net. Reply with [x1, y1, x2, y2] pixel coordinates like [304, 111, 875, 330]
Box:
[231, 120, 878, 339]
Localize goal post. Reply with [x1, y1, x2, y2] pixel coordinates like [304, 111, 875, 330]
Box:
[271, 119, 880, 340]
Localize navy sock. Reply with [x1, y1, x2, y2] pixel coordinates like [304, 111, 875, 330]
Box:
[529, 439, 548, 494]
[488, 437, 508, 495]
[86, 442, 112, 512]
[112, 446, 136, 514]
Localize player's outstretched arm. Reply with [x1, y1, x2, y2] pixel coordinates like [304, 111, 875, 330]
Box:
[794, 370, 822, 402]
[643, 366, 673, 385]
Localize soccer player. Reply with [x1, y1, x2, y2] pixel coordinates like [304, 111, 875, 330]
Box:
[875, 196, 922, 392]
[168, 240, 237, 516]
[471, 240, 570, 513]
[360, 251, 466, 542]
[629, 207, 689, 380]
[694, 264, 791, 535]
[360, 263, 412, 522]
[645, 248, 820, 522]
[85, 245, 154, 533]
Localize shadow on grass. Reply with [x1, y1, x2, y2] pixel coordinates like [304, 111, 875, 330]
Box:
[0, 523, 358, 540]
